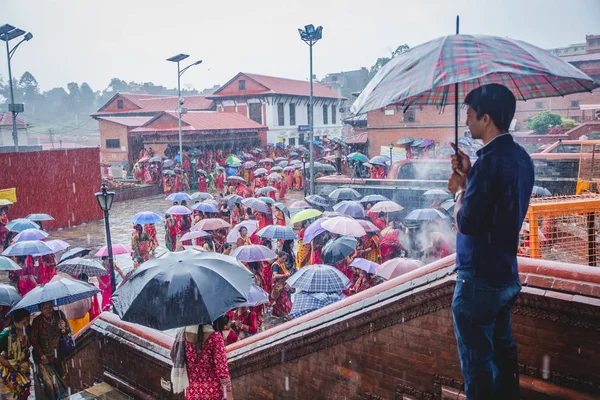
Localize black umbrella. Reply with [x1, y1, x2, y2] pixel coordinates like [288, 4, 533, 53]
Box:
[0, 284, 21, 307]
[329, 187, 362, 201]
[59, 247, 90, 263]
[56, 257, 108, 277]
[112, 250, 253, 330]
[322, 236, 358, 265]
[305, 195, 330, 208]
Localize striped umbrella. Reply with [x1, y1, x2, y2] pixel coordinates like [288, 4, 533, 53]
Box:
[290, 291, 345, 319]
[241, 198, 271, 214]
[286, 264, 350, 293]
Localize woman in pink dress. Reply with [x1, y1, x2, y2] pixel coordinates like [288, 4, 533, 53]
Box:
[17, 256, 37, 296]
[184, 316, 233, 400]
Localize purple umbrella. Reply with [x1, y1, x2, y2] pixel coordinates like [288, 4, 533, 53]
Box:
[44, 239, 70, 253]
[166, 205, 192, 215]
[304, 217, 329, 243]
[237, 284, 270, 307]
[231, 245, 278, 262]
[350, 258, 380, 274]
[13, 229, 48, 242]
[332, 201, 365, 218]
[243, 161, 257, 169]
[419, 139, 433, 148]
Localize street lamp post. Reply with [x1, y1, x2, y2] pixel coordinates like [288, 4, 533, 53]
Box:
[302, 155, 307, 197]
[1, 24, 33, 152]
[298, 24, 323, 195]
[389, 143, 394, 165]
[95, 183, 117, 293]
[166, 54, 202, 164]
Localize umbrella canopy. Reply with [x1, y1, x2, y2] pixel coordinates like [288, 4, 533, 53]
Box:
[259, 158, 274, 164]
[59, 247, 90, 263]
[423, 189, 452, 200]
[56, 257, 108, 277]
[181, 230, 211, 242]
[289, 200, 311, 210]
[350, 258, 380, 274]
[258, 196, 275, 205]
[112, 250, 253, 330]
[191, 192, 214, 200]
[322, 216, 367, 237]
[333, 201, 366, 218]
[166, 205, 192, 215]
[254, 168, 268, 176]
[192, 202, 219, 213]
[290, 208, 322, 224]
[305, 195, 330, 208]
[13, 228, 48, 242]
[256, 186, 277, 195]
[237, 284, 270, 307]
[162, 170, 176, 176]
[227, 176, 246, 183]
[25, 213, 54, 222]
[348, 152, 369, 162]
[0, 284, 21, 307]
[193, 218, 231, 231]
[10, 277, 101, 313]
[286, 264, 351, 293]
[232, 244, 278, 262]
[95, 244, 131, 257]
[229, 161, 242, 168]
[290, 291, 345, 319]
[241, 198, 271, 214]
[322, 236, 358, 265]
[370, 200, 404, 213]
[369, 155, 390, 166]
[396, 137, 413, 145]
[256, 225, 297, 240]
[225, 155, 242, 164]
[226, 220, 260, 243]
[267, 173, 282, 182]
[274, 203, 290, 217]
[224, 194, 243, 206]
[2, 240, 53, 257]
[440, 198, 456, 212]
[196, 169, 208, 176]
[148, 156, 163, 163]
[357, 219, 380, 233]
[270, 166, 283, 172]
[44, 239, 70, 253]
[376, 258, 424, 280]
[404, 208, 447, 222]
[328, 188, 362, 201]
[0, 256, 22, 271]
[304, 217, 329, 243]
[6, 219, 39, 233]
[274, 157, 286, 162]
[278, 161, 289, 168]
[532, 186, 552, 196]
[290, 159, 302, 165]
[359, 194, 389, 204]
[243, 161, 257, 169]
[163, 160, 175, 168]
[165, 192, 192, 201]
[131, 211, 163, 225]
[352, 34, 598, 115]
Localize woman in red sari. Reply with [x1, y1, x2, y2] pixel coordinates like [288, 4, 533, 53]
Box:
[39, 254, 57, 284]
[310, 234, 325, 265]
[198, 174, 208, 193]
[144, 224, 159, 255]
[252, 175, 264, 191]
[178, 214, 193, 246]
[256, 211, 269, 231]
[235, 226, 252, 248]
[278, 175, 287, 199]
[270, 252, 292, 321]
[233, 307, 258, 339]
[216, 170, 225, 191]
[296, 221, 311, 269]
[175, 173, 183, 192]
[17, 256, 36, 296]
[351, 269, 380, 294]
[286, 171, 294, 190]
[275, 209, 286, 226]
[335, 256, 354, 296]
[360, 232, 382, 264]
[131, 224, 151, 262]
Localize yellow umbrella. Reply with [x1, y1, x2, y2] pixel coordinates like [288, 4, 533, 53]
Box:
[290, 208, 322, 224]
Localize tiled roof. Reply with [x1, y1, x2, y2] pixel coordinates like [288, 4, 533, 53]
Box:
[212, 73, 346, 99]
[345, 131, 368, 143]
[92, 93, 214, 116]
[0, 113, 31, 127]
[131, 111, 266, 133]
[96, 116, 154, 127]
[561, 52, 600, 62]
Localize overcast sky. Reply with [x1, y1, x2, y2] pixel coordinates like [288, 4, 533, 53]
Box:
[3, 0, 600, 92]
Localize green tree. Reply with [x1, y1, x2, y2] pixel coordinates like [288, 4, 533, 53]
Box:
[368, 44, 410, 80]
[79, 82, 97, 113]
[561, 118, 576, 129]
[527, 111, 563, 134]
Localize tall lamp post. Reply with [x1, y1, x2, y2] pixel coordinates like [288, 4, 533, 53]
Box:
[302, 155, 307, 197]
[1, 24, 33, 152]
[298, 24, 323, 195]
[166, 54, 202, 164]
[389, 143, 394, 165]
[95, 183, 117, 293]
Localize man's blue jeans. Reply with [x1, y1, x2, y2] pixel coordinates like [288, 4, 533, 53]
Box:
[452, 270, 521, 400]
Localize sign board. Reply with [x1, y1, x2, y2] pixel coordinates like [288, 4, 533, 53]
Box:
[298, 125, 310, 132]
[380, 146, 406, 163]
[0, 188, 17, 203]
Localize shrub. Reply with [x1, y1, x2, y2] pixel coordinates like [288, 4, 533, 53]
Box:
[527, 111, 563, 134]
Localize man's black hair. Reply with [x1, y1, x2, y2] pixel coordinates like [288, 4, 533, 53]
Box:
[12, 308, 30, 323]
[464, 84, 516, 133]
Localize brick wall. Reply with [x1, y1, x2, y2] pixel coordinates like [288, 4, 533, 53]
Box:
[0, 148, 103, 230]
[514, 91, 600, 129]
[98, 119, 130, 164]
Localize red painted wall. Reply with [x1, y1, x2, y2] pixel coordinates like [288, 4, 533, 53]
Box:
[0, 148, 103, 230]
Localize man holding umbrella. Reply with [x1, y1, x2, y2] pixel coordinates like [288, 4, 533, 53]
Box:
[447, 84, 534, 400]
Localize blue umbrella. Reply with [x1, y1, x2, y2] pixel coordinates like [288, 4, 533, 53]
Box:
[290, 152, 299, 158]
[286, 264, 351, 293]
[333, 201, 366, 218]
[166, 192, 192, 201]
[193, 202, 219, 213]
[10, 277, 101, 313]
[173, 154, 181, 162]
[229, 161, 242, 168]
[322, 236, 358, 265]
[256, 186, 277, 195]
[256, 225, 297, 240]
[225, 194, 243, 206]
[166, 205, 192, 215]
[238, 284, 270, 307]
[25, 213, 54, 222]
[259, 196, 275, 205]
[0, 256, 22, 271]
[274, 203, 290, 218]
[13, 228, 49, 242]
[290, 291, 345, 319]
[226, 167, 238, 176]
[6, 219, 39, 233]
[131, 211, 163, 225]
[2, 240, 53, 257]
[404, 208, 447, 222]
[0, 284, 21, 307]
[369, 155, 390, 166]
[304, 217, 329, 244]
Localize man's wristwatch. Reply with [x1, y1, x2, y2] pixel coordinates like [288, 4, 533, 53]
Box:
[454, 189, 465, 202]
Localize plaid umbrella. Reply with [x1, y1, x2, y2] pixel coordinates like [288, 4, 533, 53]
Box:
[286, 264, 351, 293]
[56, 257, 108, 277]
[290, 291, 346, 319]
[305, 195, 330, 208]
[352, 34, 599, 144]
[333, 201, 366, 218]
[241, 198, 271, 214]
[10, 277, 101, 313]
[256, 225, 297, 240]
